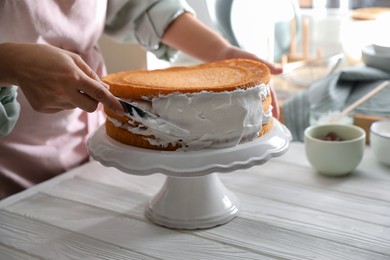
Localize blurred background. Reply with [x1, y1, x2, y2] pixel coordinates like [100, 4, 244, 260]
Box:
[98, 0, 390, 142]
[99, 0, 390, 73]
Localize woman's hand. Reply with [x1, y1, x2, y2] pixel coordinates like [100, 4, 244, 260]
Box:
[0, 43, 123, 114]
[162, 13, 281, 119]
[216, 45, 281, 118]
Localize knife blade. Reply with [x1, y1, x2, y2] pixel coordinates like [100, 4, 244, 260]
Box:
[116, 97, 190, 138]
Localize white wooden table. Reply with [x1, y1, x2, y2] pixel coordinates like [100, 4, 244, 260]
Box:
[1, 142, 389, 260]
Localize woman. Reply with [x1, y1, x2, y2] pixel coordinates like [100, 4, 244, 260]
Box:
[0, 0, 281, 199]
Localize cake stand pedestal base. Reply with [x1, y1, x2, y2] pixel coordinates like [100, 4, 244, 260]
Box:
[88, 119, 292, 230]
[145, 173, 239, 229]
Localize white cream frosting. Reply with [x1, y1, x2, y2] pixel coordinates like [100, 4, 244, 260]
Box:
[108, 84, 272, 151]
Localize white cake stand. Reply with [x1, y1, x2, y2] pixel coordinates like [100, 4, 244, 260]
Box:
[88, 119, 291, 229]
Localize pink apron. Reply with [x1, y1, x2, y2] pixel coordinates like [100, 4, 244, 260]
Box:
[0, 0, 107, 198]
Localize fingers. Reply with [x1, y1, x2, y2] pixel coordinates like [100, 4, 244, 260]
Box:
[32, 92, 97, 113]
[272, 102, 280, 120]
[268, 64, 283, 75]
[69, 91, 99, 112]
[77, 77, 124, 114]
[71, 56, 124, 114]
[29, 101, 77, 113]
[227, 48, 283, 75]
[270, 87, 280, 119]
[257, 59, 283, 75]
[39, 107, 71, 113]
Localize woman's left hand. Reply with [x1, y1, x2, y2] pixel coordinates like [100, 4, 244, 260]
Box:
[162, 13, 282, 119]
[217, 46, 281, 119]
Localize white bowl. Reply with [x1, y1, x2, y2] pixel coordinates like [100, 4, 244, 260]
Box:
[362, 44, 390, 72]
[373, 43, 390, 54]
[304, 124, 366, 176]
[370, 120, 390, 166]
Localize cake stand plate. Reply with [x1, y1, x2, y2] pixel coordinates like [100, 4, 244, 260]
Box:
[88, 120, 291, 229]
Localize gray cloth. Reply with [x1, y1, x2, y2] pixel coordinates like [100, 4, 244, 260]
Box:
[105, 0, 195, 61]
[283, 65, 390, 141]
[0, 86, 20, 136]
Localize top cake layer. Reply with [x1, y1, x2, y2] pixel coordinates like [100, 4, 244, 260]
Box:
[103, 59, 271, 99]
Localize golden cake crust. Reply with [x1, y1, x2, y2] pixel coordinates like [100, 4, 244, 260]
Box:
[103, 59, 270, 100]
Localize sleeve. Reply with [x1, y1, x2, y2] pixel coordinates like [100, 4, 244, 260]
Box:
[0, 86, 20, 136]
[104, 0, 195, 61]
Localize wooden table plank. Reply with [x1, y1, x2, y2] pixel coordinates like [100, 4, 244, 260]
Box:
[191, 217, 388, 260]
[0, 211, 151, 260]
[3, 191, 276, 259]
[222, 170, 390, 225]
[0, 244, 41, 260]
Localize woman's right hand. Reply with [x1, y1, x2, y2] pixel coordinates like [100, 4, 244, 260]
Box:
[0, 43, 123, 114]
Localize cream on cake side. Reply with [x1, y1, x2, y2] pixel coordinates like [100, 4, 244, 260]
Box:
[108, 83, 272, 151]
